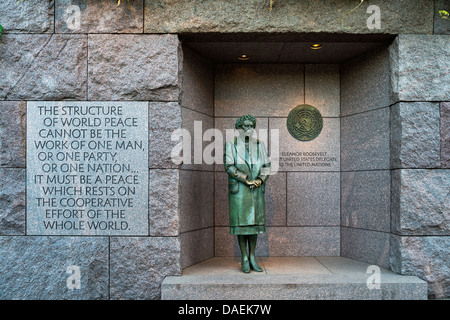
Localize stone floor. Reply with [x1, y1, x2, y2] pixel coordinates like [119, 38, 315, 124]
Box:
[162, 256, 428, 300]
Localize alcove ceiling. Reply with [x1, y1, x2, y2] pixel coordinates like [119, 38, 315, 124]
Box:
[181, 33, 395, 64]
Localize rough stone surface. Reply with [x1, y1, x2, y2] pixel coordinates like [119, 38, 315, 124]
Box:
[56, 0, 144, 33]
[0, 34, 87, 100]
[144, 0, 433, 34]
[390, 235, 450, 298]
[287, 172, 340, 226]
[391, 169, 449, 235]
[341, 170, 390, 232]
[149, 102, 182, 169]
[0, 236, 109, 300]
[391, 102, 441, 169]
[215, 226, 340, 257]
[0, 0, 54, 33]
[341, 107, 390, 171]
[0, 169, 25, 235]
[434, 0, 450, 35]
[179, 170, 214, 233]
[341, 46, 390, 116]
[109, 237, 181, 300]
[341, 227, 390, 268]
[180, 227, 214, 269]
[441, 102, 450, 168]
[215, 64, 304, 117]
[88, 34, 180, 101]
[0, 101, 26, 168]
[181, 46, 214, 116]
[390, 35, 450, 102]
[149, 169, 180, 237]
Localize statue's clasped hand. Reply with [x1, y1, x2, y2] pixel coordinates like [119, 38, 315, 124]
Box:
[247, 179, 262, 189]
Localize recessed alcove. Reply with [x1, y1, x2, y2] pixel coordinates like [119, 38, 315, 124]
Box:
[177, 33, 395, 272]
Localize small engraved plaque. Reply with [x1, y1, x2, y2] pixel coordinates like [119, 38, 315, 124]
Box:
[26, 101, 148, 235]
[286, 104, 323, 141]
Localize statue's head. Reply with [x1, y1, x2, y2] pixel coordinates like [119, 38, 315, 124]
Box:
[235, 115, 256, 138]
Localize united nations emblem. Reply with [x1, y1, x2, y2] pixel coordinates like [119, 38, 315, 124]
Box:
[286, 104, 323, 141]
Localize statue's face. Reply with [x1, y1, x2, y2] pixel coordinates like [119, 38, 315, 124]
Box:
[240, 120, 254, 137]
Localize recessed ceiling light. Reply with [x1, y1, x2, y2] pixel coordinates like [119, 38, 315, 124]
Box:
[310, 43, 323, 50]
[238, 54, 250, 61]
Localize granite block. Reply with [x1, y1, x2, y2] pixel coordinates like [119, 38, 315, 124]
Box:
[0, 236, 109, 300]
[341, 46, 390, 116]
[341, 170, 391, 232]
[88, 34, 180, 101]
[180, 227, 214, 269]
[179, 170, 214, 233]
[390, 35, 450, 102]
[0, 101, 26, 168]
[0, 169, 25, 235]
[144, 0, 433, 34]
[149, 169, 180, 237]
[180, 107, 214, 171]
[110, 237, 181, 300]
[305, 64, 340, 117]
[341, 107, 390, 171]
[0, 0, 54, 33]
[391, 169, 449, 235]
[55, 0, 143, 33]
[0, 34, 87, 100]
[441, 102, 450, 168]
[341, 227, 390, 268]
[149, 102, 182, 169]
[390, 235, 450, 298]
[287, 172, 340, 226]
[214, 64, 304, 117]
[391, 102, 441, 169]
[180, 46, 214, 116]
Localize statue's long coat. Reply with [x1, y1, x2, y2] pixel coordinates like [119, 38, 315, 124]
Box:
[224, 136, 270, 229]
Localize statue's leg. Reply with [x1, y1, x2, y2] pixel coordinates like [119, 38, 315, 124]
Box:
[237, 235, 250, 273]
[248, 235, 263, 272]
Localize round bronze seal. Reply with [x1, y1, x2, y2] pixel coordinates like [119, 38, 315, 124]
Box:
[286, 104, 323, 141]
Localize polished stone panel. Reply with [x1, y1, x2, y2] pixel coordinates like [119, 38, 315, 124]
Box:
[341, 107, 390, 171]
[341, 170, 390, 232]
[287, 172, 340, 226]
[215, 64, 304, 117]
[270, 117, 340, 172]
[26, 101, 149, 235]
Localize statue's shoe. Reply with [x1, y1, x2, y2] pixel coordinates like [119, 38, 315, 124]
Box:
[241, 258, 250, 273]
[249, 257, 263, 272]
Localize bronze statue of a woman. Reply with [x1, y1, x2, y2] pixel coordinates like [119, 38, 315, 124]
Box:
[224, 115, 271, 273]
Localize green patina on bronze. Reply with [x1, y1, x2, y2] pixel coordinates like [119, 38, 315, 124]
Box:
[224, 115, 271, 273]
[287, 104, 323, 141]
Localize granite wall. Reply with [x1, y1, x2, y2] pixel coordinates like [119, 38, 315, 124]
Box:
[0, 0, 448, 300]
[388, 35, 449, 299]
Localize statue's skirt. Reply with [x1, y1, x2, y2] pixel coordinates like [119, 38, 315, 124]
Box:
[230, 225, 266, 235]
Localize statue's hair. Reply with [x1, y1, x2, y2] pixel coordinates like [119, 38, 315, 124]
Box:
[235, 115, 257, 129]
